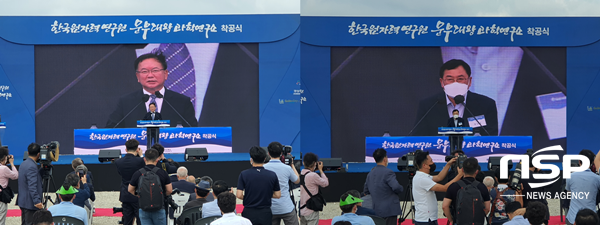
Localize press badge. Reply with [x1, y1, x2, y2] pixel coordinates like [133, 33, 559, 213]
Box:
[536, 92, 566, 140]
[467, 115, 487, 128]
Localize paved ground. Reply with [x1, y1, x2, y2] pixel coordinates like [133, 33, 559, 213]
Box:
[3, 190, 565, 225]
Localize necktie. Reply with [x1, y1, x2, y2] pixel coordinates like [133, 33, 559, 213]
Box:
[152, 113, 155, 120]
[158, 43, 196, 108]
[149, 95, 156, 112]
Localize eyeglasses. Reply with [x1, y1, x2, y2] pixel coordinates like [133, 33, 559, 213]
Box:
[136, 68, 165, 76]
[443, 77, 467, 83]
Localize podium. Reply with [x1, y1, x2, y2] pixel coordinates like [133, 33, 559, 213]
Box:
[438, 127, 473, 152]
[0, 122, 5, 147]
[137, 120, 170, 150]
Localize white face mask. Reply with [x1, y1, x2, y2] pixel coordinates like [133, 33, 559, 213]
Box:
[453, 114, 459, 119]
[443, 82, 469, 98]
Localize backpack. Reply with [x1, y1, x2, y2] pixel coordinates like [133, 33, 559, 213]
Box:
[137, 167, 164, 211]
[299, 172, 326, 212]
[454, 180, 485, 225]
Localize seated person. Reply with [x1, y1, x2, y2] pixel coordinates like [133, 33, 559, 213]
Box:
[202, 180, 232, 218]
[341, 190, 376, 217]
[198, 176, 215, 201]
[210, 192, 252, 225]
[503, 202, 529, 225]
[524, 202, 547, 225]
[331, 192, 375, 225]
[186, 175, 196, 184]
[58, 173, 90, 208]
[69, 158, 95, 202]
[48, 184, 89, 225]
[575, 208, 599, 225]
[182, 180, 211, 211]
[32, 209, 53, 225]
[171, 167, 197, 197]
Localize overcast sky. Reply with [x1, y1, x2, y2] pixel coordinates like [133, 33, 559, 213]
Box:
[0, 0, 598, 16]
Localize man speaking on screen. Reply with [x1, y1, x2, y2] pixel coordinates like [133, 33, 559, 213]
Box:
[413, 59, 498, 136]
[106, 50, 198, 128]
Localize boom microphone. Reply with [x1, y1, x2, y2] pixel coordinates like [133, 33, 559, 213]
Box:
[408, 96, 443, 136]
[112, 94, 150, 128]
[154, 91, 192, 127]
[454, 95, 490, 135]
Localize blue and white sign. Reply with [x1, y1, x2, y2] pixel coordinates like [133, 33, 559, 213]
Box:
[74, 127, 232, 155]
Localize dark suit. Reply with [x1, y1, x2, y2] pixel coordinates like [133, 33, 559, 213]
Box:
[106, 89, 197, 128]
[67, 171, 95, 201]
[414, 91, 498, 136]
[363, 165, 404, 224]
[171, 180, 197, 195]
[142, 111, 162, 120]
[17, 158, 43, 225]
[115, 153, 145, 225]
[446, 117, 469, 151]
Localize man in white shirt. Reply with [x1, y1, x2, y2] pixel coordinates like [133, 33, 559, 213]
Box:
[412, 151, 463, 225]
[211, 192, 252, 225]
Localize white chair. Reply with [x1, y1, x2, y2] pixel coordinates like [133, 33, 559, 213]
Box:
[168, 192, 190, 225]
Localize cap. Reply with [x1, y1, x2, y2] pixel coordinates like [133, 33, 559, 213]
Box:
[196, 180, 211, 191]
[56, 185, 79, 195]
[339, 194, 363, 206]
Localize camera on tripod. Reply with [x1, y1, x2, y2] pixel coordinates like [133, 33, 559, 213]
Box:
[39, 141, 60, 167]
[280, 145, 294, 166]
[397, 151, 418, 177]
[445, 153, 467, 170]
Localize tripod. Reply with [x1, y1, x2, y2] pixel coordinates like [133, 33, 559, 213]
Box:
[40, 164, 57, 209]
[400, 174, 416, 224]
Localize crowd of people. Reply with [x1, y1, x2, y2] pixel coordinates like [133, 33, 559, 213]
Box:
[6, 141, 600, 225]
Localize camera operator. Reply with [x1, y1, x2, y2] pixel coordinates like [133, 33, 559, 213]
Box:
[299, 153, 329, 225]
[565, 150, 600, 225]
[264, 141, 300, 225]
[0, 147, 17, 224]
[414, 151, 463, 225]
[151, 143, 178, 175]
[445, 150, 465, 182]
[17, 143, 44, 225]
[521, 153, 552, 225]
[63, 173, 91, 208]
[70, 158, 94, 201]
[489, 168, 523, 225]
[442, 157, 490, 225]
[363, 148, 403, 225]
[115, 139, 145, 225]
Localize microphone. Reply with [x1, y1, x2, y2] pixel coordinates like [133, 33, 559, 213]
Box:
[454, 95, 490, 135]
[155, 91, 192, 127]
[112, 94, 150, 128]
[408, 97, 443, 136]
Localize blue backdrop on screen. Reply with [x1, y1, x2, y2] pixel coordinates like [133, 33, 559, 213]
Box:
[0, 14, 301, 155]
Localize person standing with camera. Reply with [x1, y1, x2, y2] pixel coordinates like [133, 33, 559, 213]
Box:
[17, 143, 44, 225]
[264, 142, 300, 225]
[442, 157, 490, 225]
[363, 148, 404, 225]
[299, 153, 328, 225]
[413, 151, 463, 225]
[116, 139, 145, 225]
[565, 150, 600, 225]
[0, 147, 17, 225]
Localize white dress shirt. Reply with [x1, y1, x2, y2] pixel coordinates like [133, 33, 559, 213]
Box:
[210, 212, 252, 225]
[143, 87, 164, 113]
[446, 92, 467, 119]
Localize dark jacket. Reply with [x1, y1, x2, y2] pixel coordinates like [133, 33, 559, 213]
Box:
[142, 111, 162, 120]
[363, 165, 404, 218]
[115, 153, 145, 203]
[67, 171, 95, 201]
[17, 158, 43, 210]
[447, 117, 468, 127]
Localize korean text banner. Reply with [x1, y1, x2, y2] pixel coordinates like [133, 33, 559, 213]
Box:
[365, 136, 532, 162]
[74, 127, 232, 155]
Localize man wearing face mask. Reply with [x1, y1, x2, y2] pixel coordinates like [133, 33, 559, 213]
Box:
[413, 59, 498, 136]
[363, 148, 404, 225]
[447, 109, 469, 151]
[413, 151, 463, 225]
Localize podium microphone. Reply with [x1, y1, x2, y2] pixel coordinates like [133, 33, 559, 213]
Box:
[112, 94, 150, 128]
[154, 91, 192, 127]
[454, 95, 490, 135]
[407, 96, 443, 136]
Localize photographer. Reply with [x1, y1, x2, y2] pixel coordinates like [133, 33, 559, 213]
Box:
[63, 173, 90, 208]
[264, 141, 300, 225]
[151, 143, 178, 175]
[442, 157, 490, 225]
[115, 139, 145, 225]
[565, 150, 600, 225]
[414, 151, 463, 225]
[363, 148, 403, 225]
[521, 153, 552, 225]
[299, 153, 328, 225]
[489, 168, 523, 225]
[69, 158, 95, 203]
[0, 147, 17, 224]
[445, 150, 465, 182]
[17, 143, 44, 225]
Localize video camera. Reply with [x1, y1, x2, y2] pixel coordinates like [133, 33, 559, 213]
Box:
[398, 151, 418, 177]
[280, 145, 294, 166]
[445, 153, 467, 169]
[166, 188, 181, 210]
[39, 141, 60, 167]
